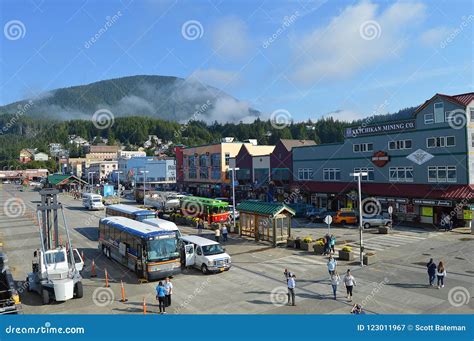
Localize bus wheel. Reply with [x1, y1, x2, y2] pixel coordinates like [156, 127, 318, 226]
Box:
[201, 264, 208, 275]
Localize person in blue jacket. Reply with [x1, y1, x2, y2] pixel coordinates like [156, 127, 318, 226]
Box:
[426, 258, 437, 287]
[156, 281, 167, 314]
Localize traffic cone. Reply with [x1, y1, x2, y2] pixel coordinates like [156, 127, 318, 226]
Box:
[120, 280, 128, 302]
[90, 259, 97, 278]
[105, 269, 109, 288]
[143, 297, 147, 315]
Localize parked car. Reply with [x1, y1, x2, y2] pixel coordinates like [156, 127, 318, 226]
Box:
[305, 207, 330, 222]
[362, 215, 392, 229]
[332, 210, 358, 225]
[226, 205, 239, 220]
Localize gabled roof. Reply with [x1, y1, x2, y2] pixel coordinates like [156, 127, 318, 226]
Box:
[47, 174, 87, 186]
[279, 139, 316, 151]
[242, 144, 275, 156]
[236, 201, 295, 217]
[414, 92, 474, 114]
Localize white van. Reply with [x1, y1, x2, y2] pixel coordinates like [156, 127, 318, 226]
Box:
[142, 218, 182, 239]
[179, 235, 231, 274]
[82, 193, 104, 210]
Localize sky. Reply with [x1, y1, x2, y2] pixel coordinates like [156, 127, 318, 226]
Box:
[0, 0, 472, 123]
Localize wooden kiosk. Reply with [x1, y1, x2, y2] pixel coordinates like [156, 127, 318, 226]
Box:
[236, 201, 295, 247]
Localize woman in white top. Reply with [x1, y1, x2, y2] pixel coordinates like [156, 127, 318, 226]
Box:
[436, 261, 447, 288]
[330, 271, 341, 300]
[343, 269, 356, 302]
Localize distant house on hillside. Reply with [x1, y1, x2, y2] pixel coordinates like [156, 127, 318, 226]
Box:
[19, 148, 37, 163]
[69, 135, 89, 147]
[33, 152, 49, 162]
[49, 143, 69, 158]
[143, 135, 162, 148]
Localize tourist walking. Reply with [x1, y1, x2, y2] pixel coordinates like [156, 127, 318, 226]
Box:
[426, 258, 437, 286]
[197, 219, 204, 235]
[327, 255, 337, 275]
[437, 261, 447, 288]
[343, 269, 356, 302]
[164, 277, 173, 307]
[222, 225, 228, 242]
[214, 227, 221, 242]
[287, 273, 296, 306]
[330, 271, 340, 300]
[330, 235, 336, 254]
[156, 281, 167, 314]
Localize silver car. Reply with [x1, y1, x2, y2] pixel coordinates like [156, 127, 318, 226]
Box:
[362, 215, 392, 229]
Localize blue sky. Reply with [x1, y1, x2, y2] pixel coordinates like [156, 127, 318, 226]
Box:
[0, 0, 472, 122]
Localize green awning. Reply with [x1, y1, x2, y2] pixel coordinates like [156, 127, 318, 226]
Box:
[48, 174, 87, 186]
[236, 201, 295, 217]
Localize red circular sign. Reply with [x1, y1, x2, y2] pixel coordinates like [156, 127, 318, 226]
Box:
[371, 151, 390, 167]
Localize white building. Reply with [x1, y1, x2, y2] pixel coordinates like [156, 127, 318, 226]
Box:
[88, 161, 118, 181]
[33, 152, 49, 161]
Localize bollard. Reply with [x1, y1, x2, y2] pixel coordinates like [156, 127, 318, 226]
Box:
[143, 297, 147, 314]
[120, 280, 128, 302]
[90, 259, 97, 278]
[105, 269, 109, 288]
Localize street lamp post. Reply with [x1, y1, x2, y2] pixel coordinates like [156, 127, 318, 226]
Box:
[139, 169, 149, 204]
[87, 172, 96, 193]
[350, 171, 368, 267]
[116, 171, 123, 204]
[230, 167, 240, 232]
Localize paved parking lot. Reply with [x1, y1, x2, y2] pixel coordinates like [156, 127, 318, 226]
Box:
[1, 185, 473, 315]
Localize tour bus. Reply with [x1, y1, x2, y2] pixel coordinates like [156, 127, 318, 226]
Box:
[82, 193, 104, 210]
[105, 204, 157, 222]
[99, 216, 181, 280]
[179, 196, 230, 224]
[179, 235, 231, 274]
[142, 218, 182, 239]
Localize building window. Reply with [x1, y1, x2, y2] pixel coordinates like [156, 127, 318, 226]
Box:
[353, 143, 373, 153]
[323, 168, 341, 181]
[470, 109, 474, 122]
[389, 167, 414, 182]
[225, 152, 230, 166]
[189, 168, 197, 179]
[353, 167, 374, 181]
[388, 139, 412, 150]
[428, 166, 456, 183]
[471, 133, 474, 148]
[427, 136, 455, 148]
[298, 168, 313, 181]
[434, 102, 444, 123]
[424, 113, 434, 124]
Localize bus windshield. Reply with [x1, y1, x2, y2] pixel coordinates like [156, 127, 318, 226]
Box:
[147, 237, 179, 262]
[202, 244, 225, 256]
[137, 214, 157, 222]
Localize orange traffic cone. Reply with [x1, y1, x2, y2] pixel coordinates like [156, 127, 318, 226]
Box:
[143, 297, 147, 315]
[90, 259, 97, 278]
[120, 280, 128, 302]
[105, 269, 109, 288]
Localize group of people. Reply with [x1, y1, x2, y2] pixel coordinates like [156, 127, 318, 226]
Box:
[284, 261, 358, 306]
[323, 234, 336, 255]
[426, 258, 447, 288]
[196, 219, 229, 243]
[155, 277, 174, 314]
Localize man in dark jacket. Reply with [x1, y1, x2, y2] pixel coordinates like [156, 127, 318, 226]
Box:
[427, 258, 437, 286]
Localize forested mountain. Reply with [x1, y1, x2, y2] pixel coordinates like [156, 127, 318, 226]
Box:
[0, 75, 260, 123]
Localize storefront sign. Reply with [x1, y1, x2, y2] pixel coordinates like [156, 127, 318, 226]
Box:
[377, 197, 409, 204]
[345, 120, 416, 138]
[371, 151, 390, 167]
[421, 206, 433, 217]
[413, 199, 453, 207]
[407, 149, 434, 166]
[463, 210, 473, 220]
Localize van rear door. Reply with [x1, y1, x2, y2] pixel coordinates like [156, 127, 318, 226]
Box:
[184, 244, 195, 266]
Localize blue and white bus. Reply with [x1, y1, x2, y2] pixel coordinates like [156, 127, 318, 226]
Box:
[105, 204, 157, 222]
[99, 216, 181, 280]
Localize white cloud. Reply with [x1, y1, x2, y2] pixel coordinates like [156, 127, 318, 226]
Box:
[323, 109, 366, 122]
[211, 16, 252, 59]
[290, 1, 426, 84]
[189, 69, 241, 88]
[419, 26, 450, 46]
[208, 97, 257, 123]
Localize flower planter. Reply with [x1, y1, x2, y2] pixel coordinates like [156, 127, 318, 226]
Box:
[363, 254, 377, 265]
[287, 239, 296, 248]
[294, 239, 301, 249]
[378, 226, 389, 234]
[301, 241, 315, 251]
[313, 244, 325, 255]
[338, 250, 354, 261]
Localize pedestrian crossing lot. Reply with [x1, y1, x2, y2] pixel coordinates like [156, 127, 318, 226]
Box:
[341, 229, 439, 256]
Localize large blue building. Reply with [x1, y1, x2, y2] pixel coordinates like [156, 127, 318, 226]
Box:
[292, 92, 474, 227]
